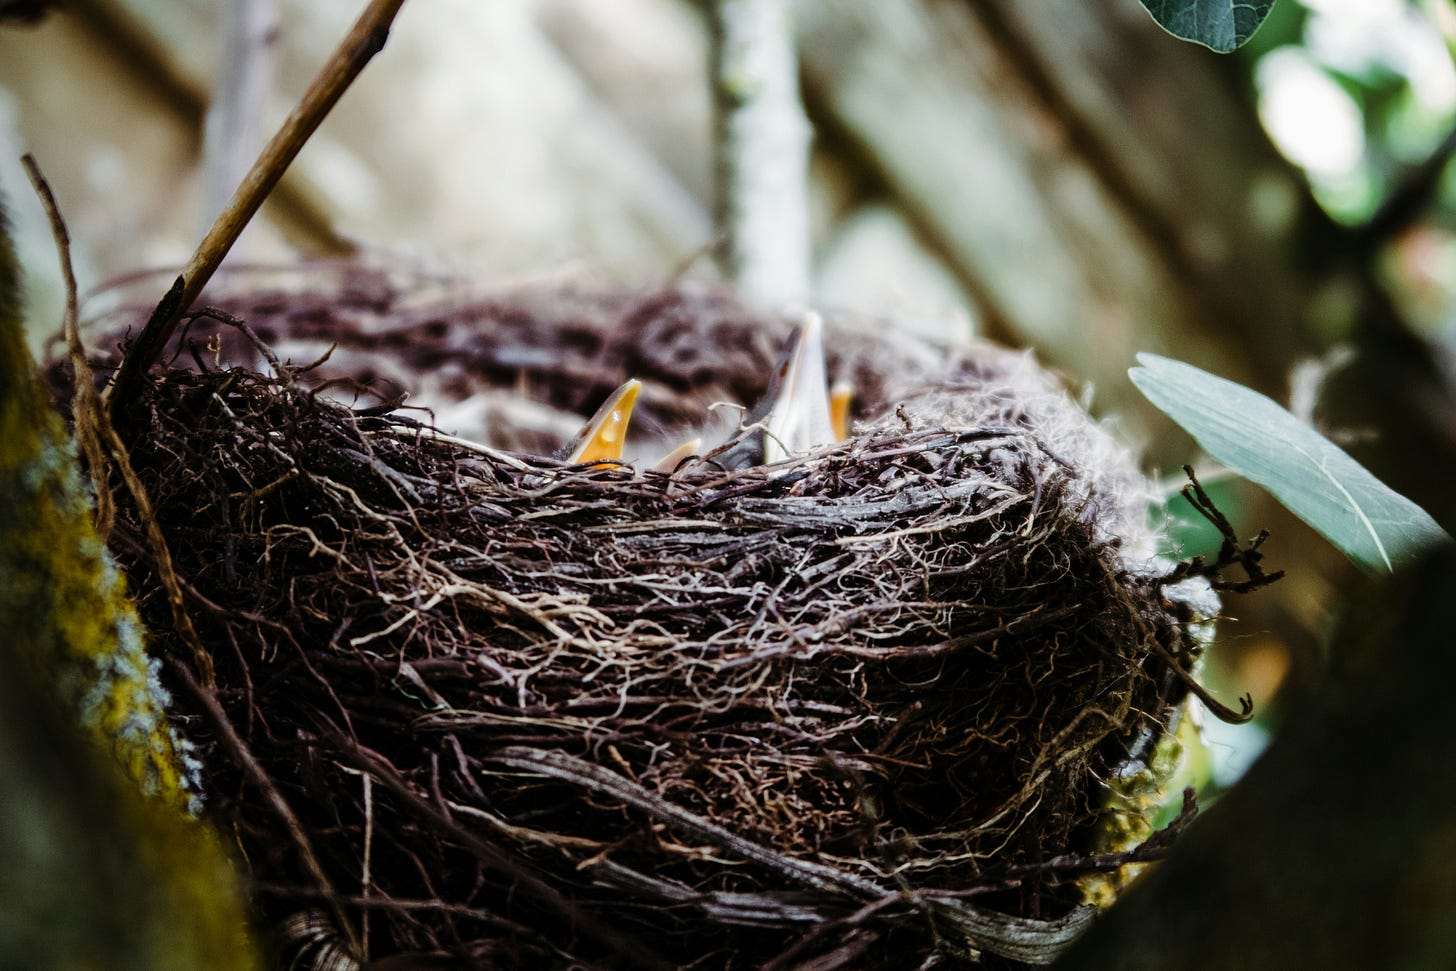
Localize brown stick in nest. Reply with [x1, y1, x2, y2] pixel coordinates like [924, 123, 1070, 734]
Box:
[23, 154, 217, 687]
[107, 0, 408, 417]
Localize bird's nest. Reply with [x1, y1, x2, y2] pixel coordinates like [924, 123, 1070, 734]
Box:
[60, 271, 1252, 969]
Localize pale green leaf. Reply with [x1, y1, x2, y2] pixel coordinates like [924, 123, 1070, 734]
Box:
[1138, 0, 1275, 52]
[1130, 354, 1450, 573]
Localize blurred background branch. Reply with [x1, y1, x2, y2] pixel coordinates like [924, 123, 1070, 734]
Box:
[198, 0, 279, 242]
[709, 0, 811, 306]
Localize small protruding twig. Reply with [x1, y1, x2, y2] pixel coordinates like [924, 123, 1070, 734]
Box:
[186, 306, 286, 377]
[23, 153, 218, 688]
[108, 0, 408, 418]
[1142, 619, 1255, 724]
[1159, 465, 1285, 595]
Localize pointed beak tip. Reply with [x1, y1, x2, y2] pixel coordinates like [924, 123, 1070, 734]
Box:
[760, 311, 835, 464]
[653, 436, 702, 472]
[567, 378, 642, 464]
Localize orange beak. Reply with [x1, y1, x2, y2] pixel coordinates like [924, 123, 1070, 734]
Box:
[830, 379, 854, 443]
[564, 379, 641, 464]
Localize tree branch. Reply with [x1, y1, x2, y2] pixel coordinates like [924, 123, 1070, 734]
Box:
[710, 0, 812, 306]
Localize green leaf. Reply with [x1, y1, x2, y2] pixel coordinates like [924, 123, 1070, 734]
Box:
[1130, 354, 1450, 573]
[1138, 0, 1275, 52]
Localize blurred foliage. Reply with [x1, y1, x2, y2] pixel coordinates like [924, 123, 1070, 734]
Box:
[1248, 1, 1456, 335]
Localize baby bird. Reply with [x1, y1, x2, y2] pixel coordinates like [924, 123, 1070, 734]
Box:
[708, 311, 840, 470]
[559, 379, 641, 464]
[559, 313, 850, 470]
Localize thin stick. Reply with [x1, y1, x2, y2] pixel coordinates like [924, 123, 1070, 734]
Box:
[21, 154, 113, 535]
[23, 153, 218, 688]
[361, 771, 373, 958]
[108, 0, 408, 416]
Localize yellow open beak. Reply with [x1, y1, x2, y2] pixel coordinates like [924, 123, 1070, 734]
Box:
[564, 378, 641, 464]
[762, 312, 835, 465]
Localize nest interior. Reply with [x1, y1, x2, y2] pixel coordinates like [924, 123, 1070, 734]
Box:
[68, 274, 1204, 969]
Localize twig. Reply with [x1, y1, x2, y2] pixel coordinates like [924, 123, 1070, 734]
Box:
[1135, 608, 1254, 725]
[108, 0, 408, 417]
[186, 306, 286, 376]
[1159, 465, 1285, 595]
[23, 153, 218, 687]
[21, 154, 114, 535]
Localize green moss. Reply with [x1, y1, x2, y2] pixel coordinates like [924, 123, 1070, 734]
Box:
[0, 644, 258, 970]
[0, 307, 198, 813]
[1082, 705, 1209, 908]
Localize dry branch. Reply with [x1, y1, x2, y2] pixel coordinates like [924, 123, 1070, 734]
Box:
[107, 0, 407, 416]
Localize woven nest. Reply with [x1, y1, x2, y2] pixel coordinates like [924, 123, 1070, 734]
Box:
[65, 271, 1215, 969]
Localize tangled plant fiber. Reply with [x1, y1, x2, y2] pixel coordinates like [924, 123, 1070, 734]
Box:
[71, 275, 1224, 969]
